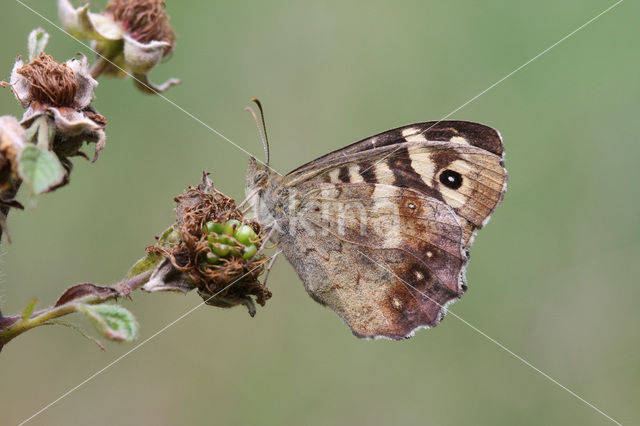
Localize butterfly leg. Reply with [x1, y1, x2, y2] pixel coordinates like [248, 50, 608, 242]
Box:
[249, 225, 277, 261]
[237, 188, 259, 211]
[260, 250, 280, 290]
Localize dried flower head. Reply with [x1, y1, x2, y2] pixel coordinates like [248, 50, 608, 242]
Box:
[17, 53, 78, 108]
[8, 51, 106, 162]
[143, 173, 273, 316]
[105, 0, 175, 54]
[58, 0, 180, 93]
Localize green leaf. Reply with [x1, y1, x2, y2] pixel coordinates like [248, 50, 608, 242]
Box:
[79, 304, 138, 342]
[126, 252, 162, 279]
[125, 227, 180, 279]
[17, 145, 65, 195]
[28, 28, 49, 61]
[21, 298, 38, 321]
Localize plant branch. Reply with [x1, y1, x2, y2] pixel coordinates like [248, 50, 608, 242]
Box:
[0, 269, 151, 352]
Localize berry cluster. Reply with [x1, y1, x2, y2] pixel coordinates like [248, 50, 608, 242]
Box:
[202, 219, 259, 264]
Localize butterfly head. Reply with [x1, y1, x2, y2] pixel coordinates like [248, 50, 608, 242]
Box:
[246, 156, 271, 191]
[246, 156, 283, 229]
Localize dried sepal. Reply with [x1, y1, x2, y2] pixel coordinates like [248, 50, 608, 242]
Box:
[143, 258, 194, 294]
[27, 28, 50, 62]
[58, 1, 120, 41]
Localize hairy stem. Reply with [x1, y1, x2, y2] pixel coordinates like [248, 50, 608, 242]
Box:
[0, 270, 151, 351]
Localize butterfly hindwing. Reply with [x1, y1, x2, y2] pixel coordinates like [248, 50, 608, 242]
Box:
[276, 182, 466, 339]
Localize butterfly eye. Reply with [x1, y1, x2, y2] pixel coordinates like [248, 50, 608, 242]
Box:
[439, 170, 463, 189]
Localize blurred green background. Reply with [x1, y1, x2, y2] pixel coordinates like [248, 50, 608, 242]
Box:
[1, 1, 638, 425]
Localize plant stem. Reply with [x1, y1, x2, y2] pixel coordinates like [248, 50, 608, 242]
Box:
[0, 270, 152, 351]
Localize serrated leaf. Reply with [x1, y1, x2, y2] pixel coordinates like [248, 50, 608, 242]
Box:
[21, 298, 38, 321]
[18, 145, 65, 195]
[79, 304, 138, 342]
[28, 28, 49, 61]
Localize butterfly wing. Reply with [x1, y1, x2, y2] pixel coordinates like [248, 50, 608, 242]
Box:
[276, 182, 466, 339]
[268, 121, 506, 339]
[285, 121, 507, 246]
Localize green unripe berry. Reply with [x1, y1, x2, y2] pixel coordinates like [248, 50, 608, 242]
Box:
[235, 225, 258, 246]
[203, 221, 216, 234]
[218, 235, 234, 245]
[212, 244, 231, 257]
[207, 233, 218, 244]
[204, 252, 220, 264]
[211, 222, 225, 234]
[222, 219, 240, 235]
[243, 244, 258, 260]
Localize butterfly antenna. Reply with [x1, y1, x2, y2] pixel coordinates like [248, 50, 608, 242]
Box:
[243, 98, 270, 166]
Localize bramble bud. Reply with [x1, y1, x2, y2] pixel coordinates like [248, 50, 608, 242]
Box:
[222, 219, 240, 236]
[235, 225, 258, 246]
[243, 244, 258, 260]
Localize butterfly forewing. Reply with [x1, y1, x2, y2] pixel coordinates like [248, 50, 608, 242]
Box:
[285, 122, 506, 246]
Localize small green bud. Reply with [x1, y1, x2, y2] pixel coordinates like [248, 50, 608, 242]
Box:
[211, 222, 225, 234]
[204, 221, 216, 234]
[204, 252, 220, 264]
[235, 225, 258, 246]
[243, 244, 258, 260]
[219, 235, 234, 245]
[222, 219, 240, 235]
[212, 244, 231, 257]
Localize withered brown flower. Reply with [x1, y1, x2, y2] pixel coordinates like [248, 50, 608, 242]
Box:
[58, 0, 180, 93]
[8, 52, 106, 162]
[105, 0, 175, 54]
[143, 173, 273, 316]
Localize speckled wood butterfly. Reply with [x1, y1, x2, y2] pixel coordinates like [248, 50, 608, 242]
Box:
[246, 108, 506, 339]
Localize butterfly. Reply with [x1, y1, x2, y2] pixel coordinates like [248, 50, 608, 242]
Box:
[246, 103, 507, 340]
